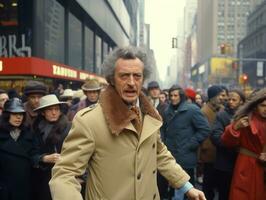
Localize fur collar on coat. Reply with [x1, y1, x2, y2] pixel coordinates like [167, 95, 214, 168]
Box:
[99, 85, 162, 135]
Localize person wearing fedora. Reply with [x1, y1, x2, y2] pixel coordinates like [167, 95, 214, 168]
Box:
[23, 80, 48, 131]
[30, 94, 71, 200]
[0, 98, 37, 200]
[67, 78, 102, 121]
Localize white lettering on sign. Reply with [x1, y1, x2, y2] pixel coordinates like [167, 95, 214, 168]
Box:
[0, 34, 31, 57]
[79, 72, 89, 80]
[0, 61, 3, 71]
[52, 65, 78, 78]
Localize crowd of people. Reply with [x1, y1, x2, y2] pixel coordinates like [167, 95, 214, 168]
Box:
[0, 46, 265, 200]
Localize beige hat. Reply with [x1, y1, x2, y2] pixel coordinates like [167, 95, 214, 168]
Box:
[81, 78, 102, 91]
[60, 89, 74, 98]
[34, 94, 66, 111]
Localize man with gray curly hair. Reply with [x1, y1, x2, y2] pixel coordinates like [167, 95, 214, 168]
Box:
[49, 46, 206, 200]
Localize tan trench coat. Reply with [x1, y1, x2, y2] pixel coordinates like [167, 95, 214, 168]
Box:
[49, 87, 189, 200]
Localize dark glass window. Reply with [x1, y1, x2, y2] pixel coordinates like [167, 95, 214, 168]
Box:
[103, 41, 108, 60]
[84, 26, 94, 72]
[44, 0, 65, 63]
[0, 0, 18, 31]
[68, 12, 82, 69]
[0, 0, 32, 57]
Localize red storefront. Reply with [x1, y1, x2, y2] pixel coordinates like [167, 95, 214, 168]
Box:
[0, 57, 106, 94]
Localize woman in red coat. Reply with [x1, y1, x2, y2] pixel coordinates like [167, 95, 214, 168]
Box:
[222, 88, 266, 200]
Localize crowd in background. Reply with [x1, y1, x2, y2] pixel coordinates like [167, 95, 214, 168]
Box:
[0, 76, 265, 200]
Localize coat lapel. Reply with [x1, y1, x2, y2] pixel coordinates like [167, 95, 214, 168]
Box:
[139, 115, 162, 145]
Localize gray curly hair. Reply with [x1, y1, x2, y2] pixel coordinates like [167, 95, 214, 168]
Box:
[102, 46, 153, 84]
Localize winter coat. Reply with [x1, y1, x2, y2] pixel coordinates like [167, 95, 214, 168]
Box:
[49, 86, 190, 200]
[211, 107, 237, 171]
[222, 112, 266, 200]
[161, 102, 210, 169]
[0, 126, 36, 200]
[31, 114, 71, 200]
[199, 103, 219, 163]
[24, 102, 38, 131]
[67, 99, 96, 121]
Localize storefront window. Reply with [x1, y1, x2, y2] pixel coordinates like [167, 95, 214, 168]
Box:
[84, 26, 94, 72]
[68, 12, 82, 69]
[44, 0, 65, 63]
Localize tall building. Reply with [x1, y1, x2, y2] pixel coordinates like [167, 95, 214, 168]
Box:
[181, 0, 197, 87]
[0, 0, 138, 91]
[193, 0, 263, 89]
[238, 0, 266, 88]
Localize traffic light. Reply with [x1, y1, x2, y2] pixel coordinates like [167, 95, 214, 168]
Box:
[239, 73, 248, 85]
[243, 74, 248, 83]
[220, 44, 225, 54]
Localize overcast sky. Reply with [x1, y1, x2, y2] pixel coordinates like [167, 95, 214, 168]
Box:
[145, 0, 185, 81]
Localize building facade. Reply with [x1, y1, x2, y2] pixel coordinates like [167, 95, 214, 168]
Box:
[193, 0, 263, 89]
[0, 0, 139, 91]
[238, 0, 266, 88]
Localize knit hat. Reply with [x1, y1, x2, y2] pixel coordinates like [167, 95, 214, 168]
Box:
[147, 81, 160, 90]
[24, 81, 47, 96]
[207, 85, 223, 100]
[185, 88, 196, 101]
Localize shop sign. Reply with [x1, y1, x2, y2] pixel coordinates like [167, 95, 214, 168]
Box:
[79, 72, 90, 80]
[0, 34, 31, 57]
[52, 65, 78, 78]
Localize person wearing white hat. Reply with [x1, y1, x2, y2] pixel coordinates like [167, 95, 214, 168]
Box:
[59, 89, 74, 115]
[31, 94, 71, 200]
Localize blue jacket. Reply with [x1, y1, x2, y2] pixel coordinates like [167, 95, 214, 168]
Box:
[161, 102, 210, 169]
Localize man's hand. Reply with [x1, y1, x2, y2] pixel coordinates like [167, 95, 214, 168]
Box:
[186, 188, 206, 200]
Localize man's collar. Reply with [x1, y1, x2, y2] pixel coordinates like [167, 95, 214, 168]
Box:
[99, 86, 161, 135]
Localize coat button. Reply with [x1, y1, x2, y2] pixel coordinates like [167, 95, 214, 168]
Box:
[152, 143, 155, 148]
[137, 173, 141, 180]
[153, 193, 156, 199]
[153, 169, 156, 174]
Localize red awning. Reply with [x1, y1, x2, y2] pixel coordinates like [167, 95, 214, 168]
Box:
[0, 57, 105, 83]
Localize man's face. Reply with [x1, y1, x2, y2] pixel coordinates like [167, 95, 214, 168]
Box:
[84, 90, 100, 103]
[210, 93, 223, 107]
[169, 90, 181, 105]
[256, 100, 266, 118]
[0, 93, 9, 108]
[220, 90, 228, 104]
[227, 92, 243, 110]
[149, 88, 160, 99]
[114, 58, 144, 105]
[159, 93, 166, 103]
[27, 94, 43, 109]
[42, 105, 61, 122]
